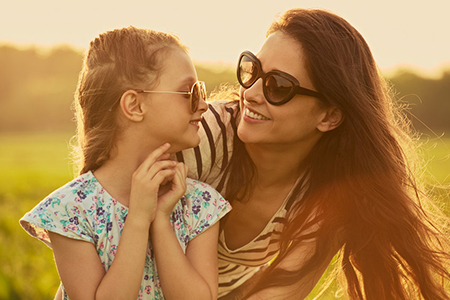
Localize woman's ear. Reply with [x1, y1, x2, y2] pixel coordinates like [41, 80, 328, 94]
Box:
[317, 107, 343, 132]
[119, 90, 145, 122]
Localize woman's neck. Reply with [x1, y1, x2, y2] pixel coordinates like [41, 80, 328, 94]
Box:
[245, 142, 311, 188]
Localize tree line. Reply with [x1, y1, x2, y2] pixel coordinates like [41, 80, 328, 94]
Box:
[0, 44, 448, 134]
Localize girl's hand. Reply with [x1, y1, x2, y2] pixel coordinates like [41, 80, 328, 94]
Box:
[155, 162, 189, 218]
[128, 143, 177, 224]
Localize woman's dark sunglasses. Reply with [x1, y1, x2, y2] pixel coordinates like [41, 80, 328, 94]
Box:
[237, 51, 323, 105]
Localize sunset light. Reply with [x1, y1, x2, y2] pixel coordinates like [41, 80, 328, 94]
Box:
[1, 0, 449, 73]
[1, 1, 450, 299]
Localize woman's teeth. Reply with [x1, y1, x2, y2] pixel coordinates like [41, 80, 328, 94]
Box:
[245, 108, 269, 120]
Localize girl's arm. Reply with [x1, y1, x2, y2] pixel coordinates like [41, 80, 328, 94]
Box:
[49, 214, 151, 299]
[151, 219, 220, 300]
[49, 143, 177, 300]
[150, 163, 219, 300]
[51, 224, 220, 300]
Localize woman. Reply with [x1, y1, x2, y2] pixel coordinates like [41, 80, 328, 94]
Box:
[179, 8, 450, 300]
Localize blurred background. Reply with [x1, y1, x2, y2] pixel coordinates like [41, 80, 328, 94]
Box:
[1, 0, 449, 299]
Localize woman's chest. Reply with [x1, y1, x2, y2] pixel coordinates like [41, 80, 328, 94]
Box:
[222, 192, 286, 250]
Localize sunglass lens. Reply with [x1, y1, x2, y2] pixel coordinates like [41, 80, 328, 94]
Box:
[191, 82, 206, 113]
[191, 83, 199, 113]
[201, 83, 207, 101]
[265, 75, 294, 103]
[239, 56, 258, 88]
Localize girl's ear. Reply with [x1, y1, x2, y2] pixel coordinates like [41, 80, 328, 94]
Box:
[119, 90, 145, 122]
[317, 107, 343, 132]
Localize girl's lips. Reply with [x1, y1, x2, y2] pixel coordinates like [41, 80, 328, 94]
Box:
[189, 118, 202, 128]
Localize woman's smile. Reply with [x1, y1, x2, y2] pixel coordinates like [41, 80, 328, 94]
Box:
[243, 107, 270, 121]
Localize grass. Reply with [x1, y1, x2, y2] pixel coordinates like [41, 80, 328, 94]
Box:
[0, 131, 74, 300]
[1, 132, 449, 299]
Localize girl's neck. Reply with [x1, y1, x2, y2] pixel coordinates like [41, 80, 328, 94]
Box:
[93, 159, 135, 207]
[92, 142, 156, 207]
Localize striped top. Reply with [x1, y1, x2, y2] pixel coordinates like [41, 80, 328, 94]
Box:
[217, 177, 303, 297]
[177, 100, 306, 297]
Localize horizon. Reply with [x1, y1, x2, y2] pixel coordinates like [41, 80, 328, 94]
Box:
[1, 40, 448, 80]
[1, 0, 449, 77]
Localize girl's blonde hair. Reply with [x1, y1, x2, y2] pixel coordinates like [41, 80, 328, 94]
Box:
[72, 26, 187, 175]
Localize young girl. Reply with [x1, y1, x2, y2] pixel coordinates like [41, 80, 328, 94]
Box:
[20, 26, 231, 300]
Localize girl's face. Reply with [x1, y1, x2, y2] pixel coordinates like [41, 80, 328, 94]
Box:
[141, 49, 207, 153]
[237, 31, 328, 150]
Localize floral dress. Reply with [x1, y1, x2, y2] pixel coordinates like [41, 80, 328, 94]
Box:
[20, 171, 231, 299]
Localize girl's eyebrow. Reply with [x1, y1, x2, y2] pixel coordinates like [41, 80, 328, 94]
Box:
[176, 77, 197, 90]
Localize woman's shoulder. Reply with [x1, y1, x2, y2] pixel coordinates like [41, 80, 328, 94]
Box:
[206, 100, 240, 122]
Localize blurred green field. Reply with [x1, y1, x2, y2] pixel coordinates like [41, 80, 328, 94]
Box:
[1, 132, 449, 300]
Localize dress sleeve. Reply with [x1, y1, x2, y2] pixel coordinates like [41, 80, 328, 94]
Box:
[175, 100, 239, 190]
[183, 178, 232, 241]
[20, 186, 96, 248]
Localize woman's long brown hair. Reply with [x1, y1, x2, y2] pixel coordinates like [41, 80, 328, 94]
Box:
[224, 8, 450, 299]
[72, 26, 187, 174]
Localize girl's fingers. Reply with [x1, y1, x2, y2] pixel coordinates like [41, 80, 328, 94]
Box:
[172, 163, 188, 193]
[175, 163, 188, 180]
[182, 163, 188, 177]
[160, 172, 175, 186]
[133, 160, 176, 189]
[151, 169, 177, 187]
[155, 153, 171, 162]
[146, 160, 177, 180]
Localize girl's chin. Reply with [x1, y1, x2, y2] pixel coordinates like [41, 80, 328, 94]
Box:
[176, 138, 201, 152]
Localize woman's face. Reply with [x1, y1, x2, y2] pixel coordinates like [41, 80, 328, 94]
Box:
[141, 49, 207, 153]
[237, 31, 328, 150]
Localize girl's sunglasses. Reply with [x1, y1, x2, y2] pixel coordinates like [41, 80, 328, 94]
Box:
[237, 51, 323, 105]
[135, 80, 207, 113]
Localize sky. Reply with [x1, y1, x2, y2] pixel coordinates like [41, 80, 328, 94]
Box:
[1, 0, 449, 75]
